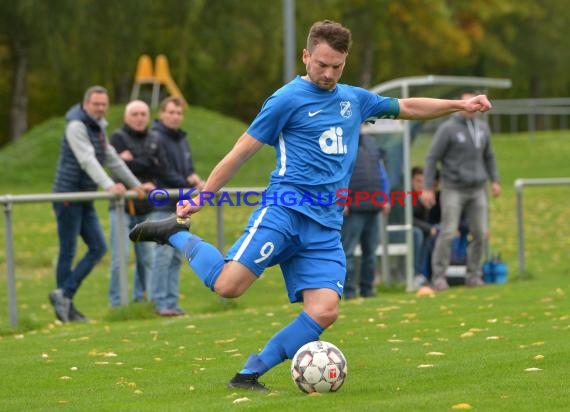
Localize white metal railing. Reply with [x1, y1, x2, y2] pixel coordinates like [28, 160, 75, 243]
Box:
[1, 187, 411, 327]
[515, 178, 570, 273]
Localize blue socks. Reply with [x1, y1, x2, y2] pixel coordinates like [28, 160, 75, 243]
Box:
[168, 232, 224, 290]
[169, 233, 326, 378]
[240, 311, 324, 376]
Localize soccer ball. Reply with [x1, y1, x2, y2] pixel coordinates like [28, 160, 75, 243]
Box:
[290, 340, 347, 393]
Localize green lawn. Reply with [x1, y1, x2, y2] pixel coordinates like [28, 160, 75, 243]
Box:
[0, 109, 569, 411]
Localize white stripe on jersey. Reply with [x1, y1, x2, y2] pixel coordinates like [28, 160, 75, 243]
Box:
[232, 206, 269, 261]
[278, 133, 286, 176]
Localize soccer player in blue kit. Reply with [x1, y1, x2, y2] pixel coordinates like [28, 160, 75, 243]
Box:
[130, 20, 493, 391]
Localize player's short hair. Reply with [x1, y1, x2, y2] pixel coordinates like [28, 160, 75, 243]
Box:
[412, 166, 424, 177]
[83, 85, 108, 103]
[159, 96, 185, 112]
[412, 166, 440, 180]
[306, 20, 352, 54]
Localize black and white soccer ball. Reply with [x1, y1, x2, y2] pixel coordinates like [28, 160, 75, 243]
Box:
[290, 340, 347, 393]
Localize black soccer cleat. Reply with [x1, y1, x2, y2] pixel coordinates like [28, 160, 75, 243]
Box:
[129, 215, 190, 245]
[227, 373, 269, 392]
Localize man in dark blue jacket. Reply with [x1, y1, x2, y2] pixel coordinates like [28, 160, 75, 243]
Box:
[341, 131, 390, 299]
[149, 96, 204, 316]
[51, 86, 143, 322]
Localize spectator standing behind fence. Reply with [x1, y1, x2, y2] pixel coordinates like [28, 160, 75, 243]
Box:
[149, 96, 205, 316]
[50, 86, 144, 323]
[129, 20, 493, 391]
[107, 100, 159, 307]
[341, 132, 390, 299]
[421, 89, 501, 292]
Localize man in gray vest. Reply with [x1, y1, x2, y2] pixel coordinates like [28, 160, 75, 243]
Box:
[51, 86, 146, 322]
[422, 89, 501, 291]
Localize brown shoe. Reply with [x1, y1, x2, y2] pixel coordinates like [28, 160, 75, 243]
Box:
[155, 308, 179, 317]
[432, 277, 450, 292]
[466, 277, 485, 287]
[155, 308, 186, 317]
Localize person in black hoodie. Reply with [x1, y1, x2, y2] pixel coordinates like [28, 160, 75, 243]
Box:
[411, 166, 440, 286]
[108, 100, 160, 307]
[149, 96, 204, 316]
[50, 86, 143, 322]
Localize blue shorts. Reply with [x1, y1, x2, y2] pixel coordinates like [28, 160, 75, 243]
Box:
[225, 205, 346, 303]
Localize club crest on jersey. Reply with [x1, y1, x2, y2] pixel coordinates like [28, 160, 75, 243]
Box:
[340, 101, 352, 118]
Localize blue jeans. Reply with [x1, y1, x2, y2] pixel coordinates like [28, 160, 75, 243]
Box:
[413, 227, 434, 276]
[53, 201, 107, 299]
[149, 210, 183, 310]
[341, 211, 380, 298]
[108, 208, 155, 307]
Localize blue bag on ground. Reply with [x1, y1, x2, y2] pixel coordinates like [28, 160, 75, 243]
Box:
[483, 254, 508, 284]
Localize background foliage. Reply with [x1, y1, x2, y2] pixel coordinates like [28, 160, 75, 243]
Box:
[1, 0, 570, 145]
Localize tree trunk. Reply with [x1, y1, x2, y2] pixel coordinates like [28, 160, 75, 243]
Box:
[9, 38, 28, 141]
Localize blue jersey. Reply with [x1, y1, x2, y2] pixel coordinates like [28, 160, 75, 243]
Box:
[247, 75, 400, 229]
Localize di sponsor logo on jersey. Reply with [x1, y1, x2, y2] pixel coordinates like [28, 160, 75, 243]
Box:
[310, 101, 353, 155]
[319, 126, 347, 154]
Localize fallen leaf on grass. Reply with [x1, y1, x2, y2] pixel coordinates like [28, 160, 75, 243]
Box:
[214, 338, 236, 344]
[486, 336, 502, 340]
[451, 403, 472, 410]
[233, 397, 251, 404]
[524, 367, 542, 372]
[417, 364, 434, 368]
[533, 355, 544, 360]
[59, 376, 72, 380]
[426, 352, 445, 356]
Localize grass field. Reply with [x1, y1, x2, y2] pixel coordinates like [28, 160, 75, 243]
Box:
[0, 108, 569, 411]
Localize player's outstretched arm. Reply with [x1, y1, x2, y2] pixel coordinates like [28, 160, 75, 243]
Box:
[398, 95, 492, 120]
[177, 133, 264, 218]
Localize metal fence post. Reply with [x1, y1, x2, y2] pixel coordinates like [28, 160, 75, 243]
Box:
[515, 180, 525, 273]
[216, 192, 224, 253]
[380, 215, 390, 285]
[115, 196, 129, 306]
[3, 200, 18, 327]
